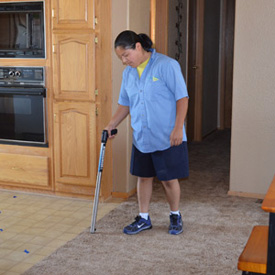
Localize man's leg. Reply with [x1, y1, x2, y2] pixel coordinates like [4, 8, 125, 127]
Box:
[161, 179, 181, 211]
[123, 177, 153, 235]
[162, 179, 183, 235]
[137, 177, 154, 213]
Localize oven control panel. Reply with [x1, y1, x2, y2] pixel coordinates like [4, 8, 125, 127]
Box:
[0, 67, 45, 86]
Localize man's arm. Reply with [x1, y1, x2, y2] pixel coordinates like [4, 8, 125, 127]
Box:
[170, 97, 188, 146]
[105, 104, 130, 138]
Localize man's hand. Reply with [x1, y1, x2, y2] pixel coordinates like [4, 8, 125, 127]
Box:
[170, 127, 183, 146]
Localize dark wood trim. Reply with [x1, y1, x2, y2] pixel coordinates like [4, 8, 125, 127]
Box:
[219, 0, 235, 129]
[187, 0, 204, 141]
[154, 0, 168, 55]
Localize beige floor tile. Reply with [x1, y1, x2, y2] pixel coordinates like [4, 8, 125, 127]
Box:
[24, 227, 46, 235]
[56, 232, 79, 242]
[10, 233, 35, 243]
[32, 208, 57, 215]
[0, 231, 17, 241]
[8, 262, 34, 273]
[12, 218, 37, 227]
[10, 211, 31, 219]
[39, 230, 64, 239]
[35, 245, 58, 256]
[3, 250, 30, 262]
[32, 221, 57, 230]
[5, 205, 25, 211]
[41, 215, 65, 223]
[22, 254, 46, 265]
[51, 210, 73, 217]
[0, 248, 13, 258]
[0, 259, 18, 271]
[65, 226, 85, 235]
[70, 211, 91, 219]
[6, 225, 30, 234]
[75, 219, 90, 228]
[49, 223, 72, 232]
[16, 243, 42, 255]
[60, 217, 82, 226]
[0, 271, 21, 275]
[0, 217, 18, 227]
[0, 240, 24, 250]
[29, 236, 54, 246]
[45, 238, 67, 248]
[26, 214, 49, 222]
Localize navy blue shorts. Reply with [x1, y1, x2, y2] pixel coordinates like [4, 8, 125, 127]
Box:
[130, 142, 189, 181]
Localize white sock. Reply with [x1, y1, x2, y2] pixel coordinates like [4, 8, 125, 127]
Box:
[139, 212, 149, 220]
[170, 210, 180, 216]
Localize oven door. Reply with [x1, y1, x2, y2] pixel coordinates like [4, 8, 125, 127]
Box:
[0, 87, 47, 145]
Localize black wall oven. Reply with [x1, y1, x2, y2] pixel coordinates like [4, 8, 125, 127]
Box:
[0, 1, 45, 58]
[0, 67, 47, 146]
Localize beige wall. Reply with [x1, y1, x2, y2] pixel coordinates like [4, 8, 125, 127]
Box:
[111, 0, 151, 194]
[229, 0, 275, 196]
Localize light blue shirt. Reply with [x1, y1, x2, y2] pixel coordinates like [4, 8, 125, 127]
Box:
[118, 49, 188, 153]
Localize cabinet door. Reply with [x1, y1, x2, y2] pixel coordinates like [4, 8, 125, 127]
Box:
[52, 0, 94, 29]
[53, 102, 96, 190]
[52, 33, 95, 101]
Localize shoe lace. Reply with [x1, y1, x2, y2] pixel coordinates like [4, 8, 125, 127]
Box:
[170, 214, 179, 226]
[130, 215, 141, 226]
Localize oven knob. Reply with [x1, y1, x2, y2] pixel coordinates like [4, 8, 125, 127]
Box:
[8, 70, 15, 77]
[15, 71, 21, 77]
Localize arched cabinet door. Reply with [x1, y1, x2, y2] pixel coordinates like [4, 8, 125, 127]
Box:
[51, 0, 95, 30]
[53, 101, 97, 195]
[52, 33, 95, 102]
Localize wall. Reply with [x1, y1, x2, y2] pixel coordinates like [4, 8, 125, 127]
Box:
[111, 0, 151, 196]
[229, 0, 275, 197]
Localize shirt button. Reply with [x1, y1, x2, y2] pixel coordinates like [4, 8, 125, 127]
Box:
[140, 90, 143, 93]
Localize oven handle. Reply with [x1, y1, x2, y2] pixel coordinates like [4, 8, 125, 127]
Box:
[0, 87, 46, 97]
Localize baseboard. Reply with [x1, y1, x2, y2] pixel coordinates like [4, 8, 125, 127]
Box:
[228, 190, 265, 199]
[112, 188, 137, 199]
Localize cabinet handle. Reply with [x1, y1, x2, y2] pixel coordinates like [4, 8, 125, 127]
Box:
[52, 9, 55, 18]
[52, 45, 56, 53]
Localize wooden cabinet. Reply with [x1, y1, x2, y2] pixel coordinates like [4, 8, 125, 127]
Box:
[52, 0, 95, 30]
[53, 102, 96, 193]
[51, 0, 102, 198]
[0, 153, 49, 188]
[52, 33, 95, 101]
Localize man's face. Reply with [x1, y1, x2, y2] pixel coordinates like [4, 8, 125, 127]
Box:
[115, 45, 142, 68]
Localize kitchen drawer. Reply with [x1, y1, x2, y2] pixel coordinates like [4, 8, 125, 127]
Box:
[0, 153, 49, 187]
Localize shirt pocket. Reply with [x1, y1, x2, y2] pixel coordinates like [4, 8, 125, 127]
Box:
[146, 78, 172, 102]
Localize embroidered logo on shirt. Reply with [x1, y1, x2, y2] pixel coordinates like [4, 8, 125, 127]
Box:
[153, 76, 159, 82]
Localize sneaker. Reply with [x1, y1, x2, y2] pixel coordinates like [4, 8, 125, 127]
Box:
[123, 215, 152, 235]
[168, 213, 183, 235]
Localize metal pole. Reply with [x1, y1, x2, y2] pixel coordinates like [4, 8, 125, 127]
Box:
[90, 129, 117, 234]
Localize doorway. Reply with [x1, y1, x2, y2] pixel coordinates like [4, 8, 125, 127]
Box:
[152, 0, 235, 142]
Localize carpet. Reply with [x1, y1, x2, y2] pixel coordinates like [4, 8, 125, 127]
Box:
[23, 130, 269, 275]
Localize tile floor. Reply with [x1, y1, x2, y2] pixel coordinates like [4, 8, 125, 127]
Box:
[0, 190, 124, 275]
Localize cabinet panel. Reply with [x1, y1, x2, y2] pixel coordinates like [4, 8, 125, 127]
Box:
[53, 102, 96, 188]
[0, 153, 49, 187]
[52, 0, 94, 29]
[52, 33, 95, 101]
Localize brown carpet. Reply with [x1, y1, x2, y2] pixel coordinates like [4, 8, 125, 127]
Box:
[23, 130, 268, 275]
